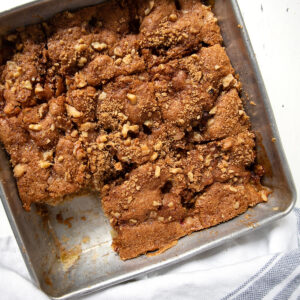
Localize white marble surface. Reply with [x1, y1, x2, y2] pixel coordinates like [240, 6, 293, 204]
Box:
[0, 0, 299, 240]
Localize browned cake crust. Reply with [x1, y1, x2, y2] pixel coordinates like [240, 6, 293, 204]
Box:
[0, 0, 269, 259]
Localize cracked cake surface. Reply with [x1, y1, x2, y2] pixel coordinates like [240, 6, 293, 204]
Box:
[0, 0, 269, 260]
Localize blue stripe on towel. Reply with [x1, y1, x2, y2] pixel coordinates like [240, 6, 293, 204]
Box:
[295, 208, 300, 246]
[235, 250, 300, 300]
[273, 272, 300, 300]
[223, 208, 300, 300]
[221, 255, 279, 300]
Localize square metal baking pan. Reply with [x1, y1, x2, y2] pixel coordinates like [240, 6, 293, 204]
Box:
[0, 0, 296, 299]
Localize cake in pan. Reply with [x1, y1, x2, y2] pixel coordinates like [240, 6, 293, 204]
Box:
[0, 0, 269, 259]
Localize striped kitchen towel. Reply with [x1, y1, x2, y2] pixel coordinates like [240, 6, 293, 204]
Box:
[0, 209, 299, 299]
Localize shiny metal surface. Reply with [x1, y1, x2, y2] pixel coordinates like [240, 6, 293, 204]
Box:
[0, 0, 296, 299]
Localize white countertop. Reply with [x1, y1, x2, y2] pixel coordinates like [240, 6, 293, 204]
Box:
[0, 0, 299, 239]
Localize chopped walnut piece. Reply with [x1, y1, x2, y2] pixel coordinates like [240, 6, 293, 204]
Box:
[121, 123, 139, 138]
[57, 156, 64, 162]
[99, 91, 107, 100]
[112, 212, 121, 218]
[38, 104, 48, 118]
[154, 166, 161, 178]
[115, 58, 122, 65]
[122, 55, 132, 65]
[75, 44, 88, 52]
[154, 141, 162, 151]
[23, 80, 32, 90]
[29, 124, 42, 131]
[234, 202, 240, 209]
[222, 139, 233, 151]
[150, 152, 158, 161]
[114, 162, 123, 171]
[97, 135, 108, 143]
[209, 106, 217, 115]
[75, 74, 87, 88]
[80, 122, 96, 131]
[260, 190, 268, 202]
[145, 0, 154, 15]
[43, 150, 53, 161]
[71, 130, 78, 137]
[114, 47, 123, 57]
[91, 42, 107, 51]
[14, 164, 26, 177]
[35, 84, 44, 94]
[169, 14, 178, 22]
[141, 144, 150, 155]
[150, 211, 157, 218]
[124, 138, 131, 146]
[126, 93, 137, 105]
[78, 57, 87, 67]
[193, 132, 202, 142]
[207, 118, 214, 126]
[222, 74, 234, 88]
[65, 104, 83, 118]
[121, 123, 130, 138]
[188, 172, 194, 182]
[13, 67, 22, 78]
[170, 168, 183, 174]
[39, 161, 52, 169]
[178, 119, 185, 126]
[129, 219, 137, 224]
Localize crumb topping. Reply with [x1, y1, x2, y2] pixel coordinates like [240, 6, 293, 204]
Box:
[0, 0, 269, 260]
